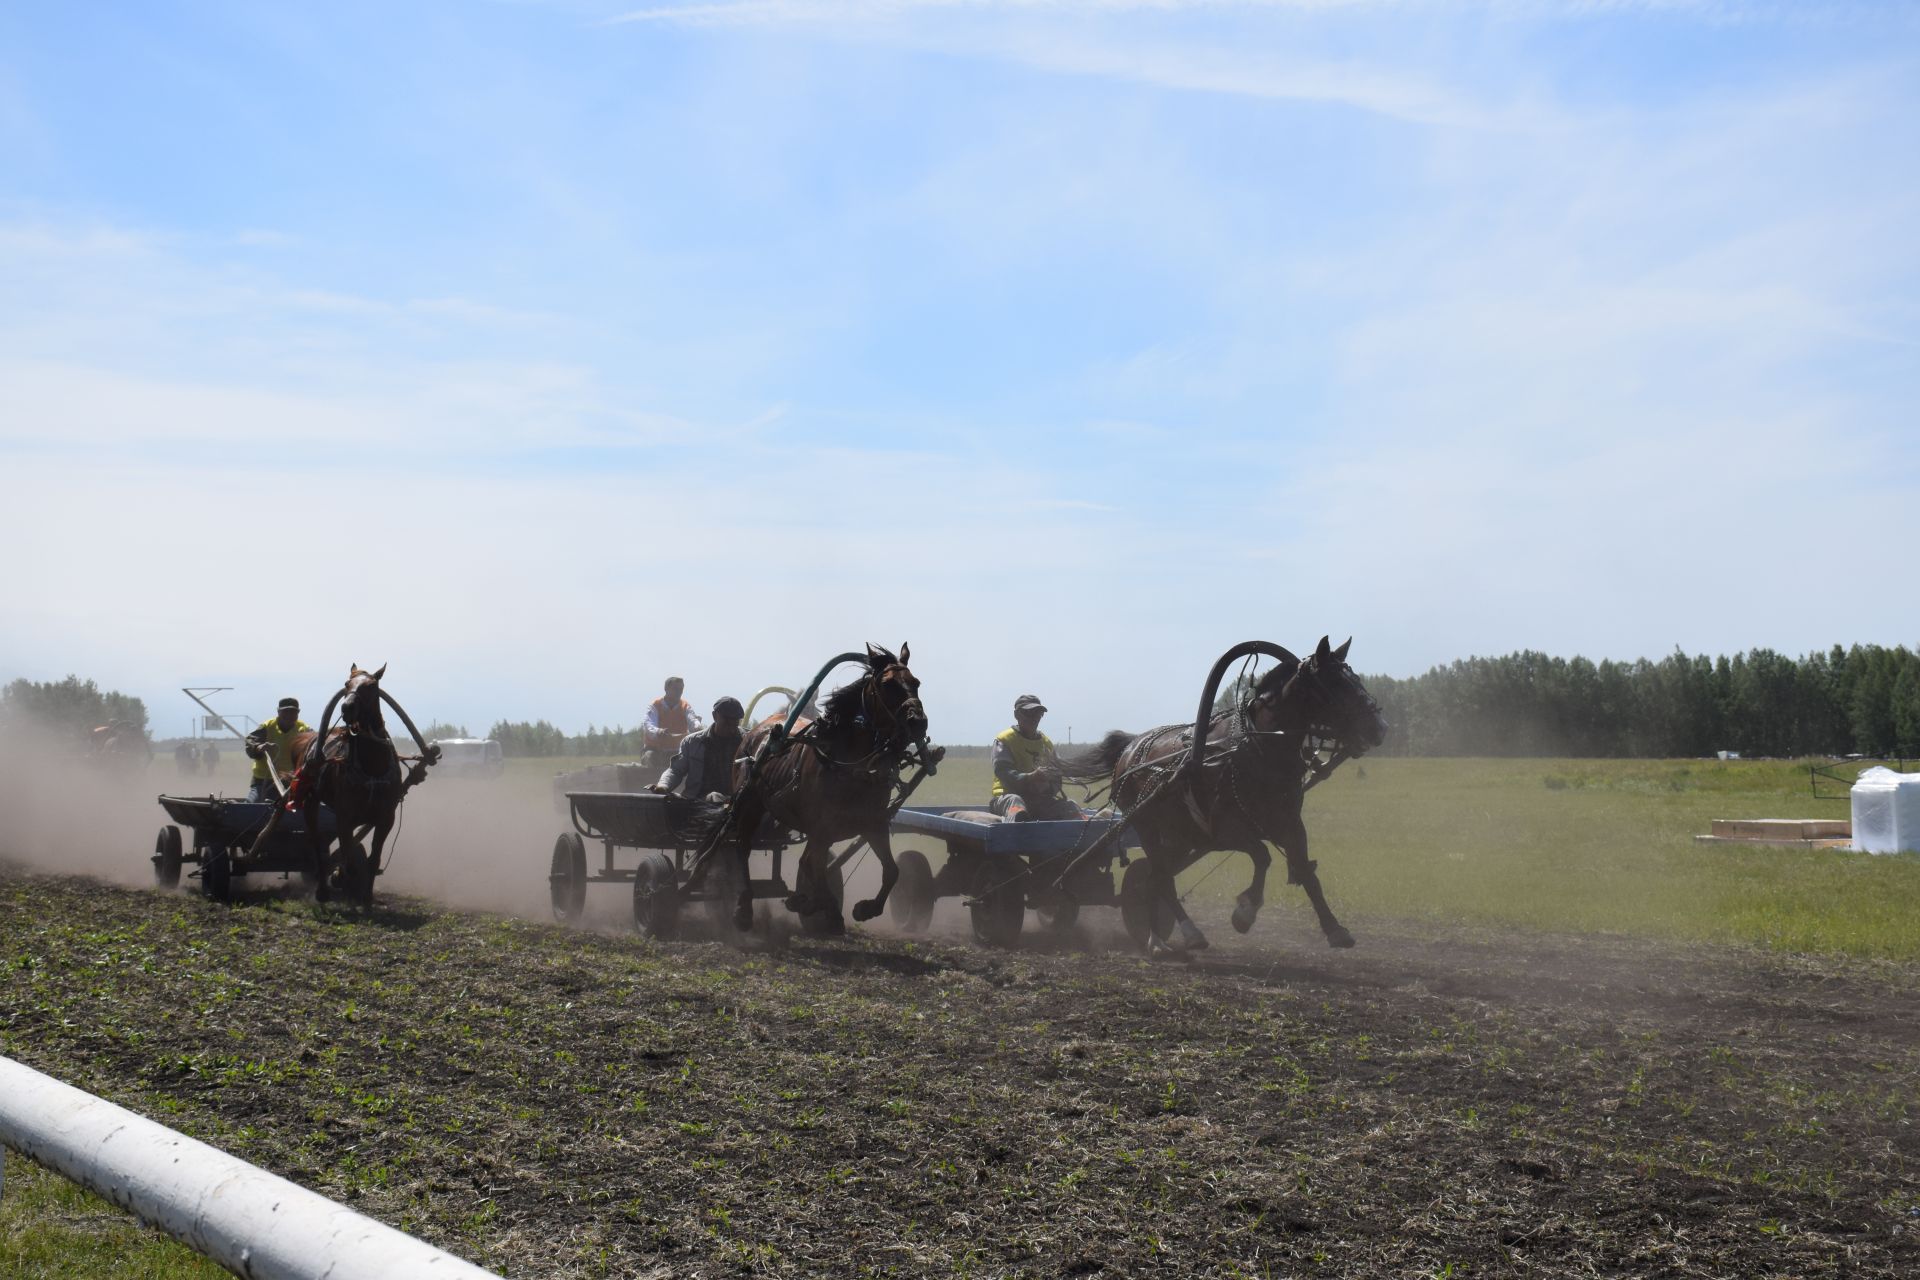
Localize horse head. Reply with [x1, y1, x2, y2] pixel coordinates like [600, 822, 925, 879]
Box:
[864, 641, 928, 746]
[340, 662, 391, 740]
[1262, 637, 1388, 751]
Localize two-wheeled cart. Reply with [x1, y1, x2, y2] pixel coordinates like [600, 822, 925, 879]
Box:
[880, 805, 1145, 947]
[151, 795, 342, 903]
[549, 790, 843, 938]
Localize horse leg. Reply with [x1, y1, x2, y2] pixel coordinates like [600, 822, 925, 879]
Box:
[1160, 850, 1212, 955]
[1231, 841, 1272, 935]
[787, 835, 843, 934]
[1274, 814, 1354, 949]
[1136, 831, 1208, 957]
[850, 827, 897, 923]
[304, 792, 330, 903]
[368, 814, 394, 877]
[723, 798, 760, 933]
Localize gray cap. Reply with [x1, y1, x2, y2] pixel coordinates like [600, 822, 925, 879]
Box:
[712, 696, 744, 719]
[277, 697, 300, 711]
[1013, 694, 1047, 714]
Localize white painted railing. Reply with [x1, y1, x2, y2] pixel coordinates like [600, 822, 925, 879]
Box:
[0, 1055, 502, 1280]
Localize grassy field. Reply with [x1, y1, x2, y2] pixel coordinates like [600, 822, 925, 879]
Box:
[5, 755, 1918, 1277]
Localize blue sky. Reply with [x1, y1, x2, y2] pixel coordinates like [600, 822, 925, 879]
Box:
[1, 1, 1916, 742]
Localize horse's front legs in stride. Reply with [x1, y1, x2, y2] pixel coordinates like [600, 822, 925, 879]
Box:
[849, 829, 897, 923]
[1279, 820, 1354, 949]
[1231, 842, 1272, 935]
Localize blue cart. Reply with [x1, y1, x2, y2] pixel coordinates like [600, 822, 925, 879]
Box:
[153, 794, 340, 903]
[881, 805, 1147, 947]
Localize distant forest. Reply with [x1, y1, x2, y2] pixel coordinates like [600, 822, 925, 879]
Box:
[1357, 645, 1920, 759]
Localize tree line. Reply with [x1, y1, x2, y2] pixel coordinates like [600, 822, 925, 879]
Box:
[0, 676, 149, 743]
[1352, 645, 1920, 758]
[485, 721, 654, 757]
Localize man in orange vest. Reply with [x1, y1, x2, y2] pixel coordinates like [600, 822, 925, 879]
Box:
[640, 676, 702, 771]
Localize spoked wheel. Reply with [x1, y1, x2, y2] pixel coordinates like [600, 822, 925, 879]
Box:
[336, 839, 374, 909]
[632, 851, 682, 940]
[153, 825, 183, 889]
[970, 866, 1027, 948]
[549, 832, 588, 923]
[1119, 858, 1175, 949]
[702, 851, 749, 937]
[201, 846, 232, 903]
[798, 862, 846, 937]
[888, 849, 936, 934]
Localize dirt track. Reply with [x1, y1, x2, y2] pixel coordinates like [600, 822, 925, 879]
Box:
[3, 866, 1917, 1279]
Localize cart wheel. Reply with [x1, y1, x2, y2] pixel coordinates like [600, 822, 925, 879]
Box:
[798, 862, 846, 937]
[549, 832, 588, 923]
[153, 826, 183, 890]
[1119, 859, 1174, 949]
[201, 847, 233, 903]
[632, 851, 681, 939]
[1034, 892, 1080, 933]
[337, 840, 374, 908]
[888, 849, 936, 934]
[970, 868, 1027, 948]
[703, 851, 749, 937]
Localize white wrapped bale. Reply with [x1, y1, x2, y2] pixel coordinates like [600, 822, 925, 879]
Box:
[1850, 767, 1920, 854]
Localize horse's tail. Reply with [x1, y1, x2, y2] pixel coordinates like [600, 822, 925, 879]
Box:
[1055, 730, 1137, 782]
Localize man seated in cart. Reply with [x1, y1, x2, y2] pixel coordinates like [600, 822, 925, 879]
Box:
[641, 675, 702, 772]
[989, 694, 1085, 822]
[651, 696, 746, 801]
[243, 697, 310, 802]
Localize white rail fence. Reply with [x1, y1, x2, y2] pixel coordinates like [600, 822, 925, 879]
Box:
[0, 1055, 502, 1280]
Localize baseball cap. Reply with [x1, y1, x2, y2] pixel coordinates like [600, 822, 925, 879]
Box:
[277, 697, 300, 711]
[1013, 694, 1047, 714]
[712, 696, 745, 718]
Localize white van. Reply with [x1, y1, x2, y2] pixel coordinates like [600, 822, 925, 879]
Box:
[430, 738, 505, 780]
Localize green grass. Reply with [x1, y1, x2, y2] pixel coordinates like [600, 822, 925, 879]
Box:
[0, 1153, 227, 1279]
[1262, 757, 1920, 960]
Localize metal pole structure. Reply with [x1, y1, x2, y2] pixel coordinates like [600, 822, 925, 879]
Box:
[0, 1056, 502, 1280]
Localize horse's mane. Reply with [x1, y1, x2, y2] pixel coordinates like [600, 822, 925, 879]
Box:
[817, 673, 870, 728]
[1249, 656, 1302, 705]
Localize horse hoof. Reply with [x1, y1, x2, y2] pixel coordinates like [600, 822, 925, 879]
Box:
[1327, 927, 1356, 949]
[851, 900, 881, 923]
[784, 894, 809, 915]
[733, 905, 755, 932]
[1231, 903, 1258, 934]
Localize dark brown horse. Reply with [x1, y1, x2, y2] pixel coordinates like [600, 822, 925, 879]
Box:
[711, 643, 930, 934]
[286, 664, 438, 906]
[1058, 636, 1388, 954]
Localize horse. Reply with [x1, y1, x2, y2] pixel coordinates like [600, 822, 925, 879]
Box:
[283, 664, 438, 906]
[1056, 636, 1388, 954]
[708, 643, 930, 935]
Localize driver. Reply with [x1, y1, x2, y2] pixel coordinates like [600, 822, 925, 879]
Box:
[243, 697, 310, 802]
[989, 694, 1083, 822]
[652, 696, 746, 801]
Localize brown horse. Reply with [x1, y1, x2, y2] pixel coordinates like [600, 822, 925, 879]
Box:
[710, 643, 930, 934]
[286, 664, 438, 906]
[1057, 636, 1388, 954]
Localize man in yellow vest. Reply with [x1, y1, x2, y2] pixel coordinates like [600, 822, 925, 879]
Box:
[243, 697, 311, 802]
[640, 676, 702, 772]
[989, 694, 1083, 822]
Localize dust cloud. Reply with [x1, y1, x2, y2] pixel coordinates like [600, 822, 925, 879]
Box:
[0, 730, 1125, 952]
